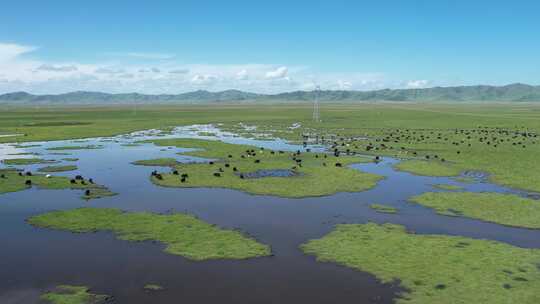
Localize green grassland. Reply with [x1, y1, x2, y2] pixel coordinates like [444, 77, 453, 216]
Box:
[0, 169, 115, 199]
[40, 285, 109, 304]
[28, 208, 271, 260]
[140, 138, 380, 197]
[301, 223, 540, 304]
[410, 192, 540, 228]
[1, 104, 540, 192]
[370, 203, 398, 214]
[38, 165, 78, 172]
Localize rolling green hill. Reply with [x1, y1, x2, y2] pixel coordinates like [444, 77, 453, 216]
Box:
[1, 83, 539, 104]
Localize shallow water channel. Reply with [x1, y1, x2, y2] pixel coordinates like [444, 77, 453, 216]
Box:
[1, 125, 539, 304]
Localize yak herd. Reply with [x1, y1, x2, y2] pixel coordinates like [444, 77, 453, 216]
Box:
[149, 145, 353, 184]
[150, 126, 537, 184]
[0, 169, 97, 197]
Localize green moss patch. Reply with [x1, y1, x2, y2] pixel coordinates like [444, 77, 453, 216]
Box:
[410, 192, 540, 229]
[302, 223, 540, 304]
[370, 203, 398, 214]
[38, 165, 78, 173]
[394, 160, 462, 177]
[40, 285, 110, 304]
[144, 138, 381, 198]
[28, 208, 271, 260]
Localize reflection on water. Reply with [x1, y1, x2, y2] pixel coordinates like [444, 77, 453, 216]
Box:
[0, 124, 539, 304]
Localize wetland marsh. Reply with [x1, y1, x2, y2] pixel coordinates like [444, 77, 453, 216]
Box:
[1, 105, 540, 304]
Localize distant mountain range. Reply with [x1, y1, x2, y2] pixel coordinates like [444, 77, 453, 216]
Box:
[1, 83, 540, 104]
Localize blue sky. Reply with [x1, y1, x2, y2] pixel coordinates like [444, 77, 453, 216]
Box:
[1, 0, 539, 94]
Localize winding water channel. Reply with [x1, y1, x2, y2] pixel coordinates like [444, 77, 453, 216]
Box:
[1, 125, 539, 304]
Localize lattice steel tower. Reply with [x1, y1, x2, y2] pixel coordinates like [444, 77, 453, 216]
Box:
[313, 85, 321, 122]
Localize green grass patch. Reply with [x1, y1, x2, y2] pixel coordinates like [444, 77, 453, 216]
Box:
[394, 160, 462, 177]
[432, 184, 463, 191]
[47, 145, 103, 151]
[40, 285, 109, 304]
[2, 158, 58, 165]
[0, 169, 115, 199]
[132, 158, 180, 167]
[144, 138, 381, 198]
[370, 203, 398, 214]
[410, 192, 540, 228]
[62, 158, 79, 161]
[302, 223, 540, 304]
[29, 208, 271, 260]
[38, 165, 78, 173]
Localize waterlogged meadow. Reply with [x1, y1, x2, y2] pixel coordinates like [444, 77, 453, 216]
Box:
[1, 104, 540, 303]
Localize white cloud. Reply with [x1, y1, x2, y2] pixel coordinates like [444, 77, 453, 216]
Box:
[236, 69, 248, 80]
[0, 43, 36, 63]
[337, 80, 352, 90]
[169, 69, 189, 74]
[406, 79, 429, 88]
[265, 66, 288, 79]
[36, 64, 78, 72]
[0, 41, 439, 95]
[95, 67, 125, 74]
[191, 74, 218, 85]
